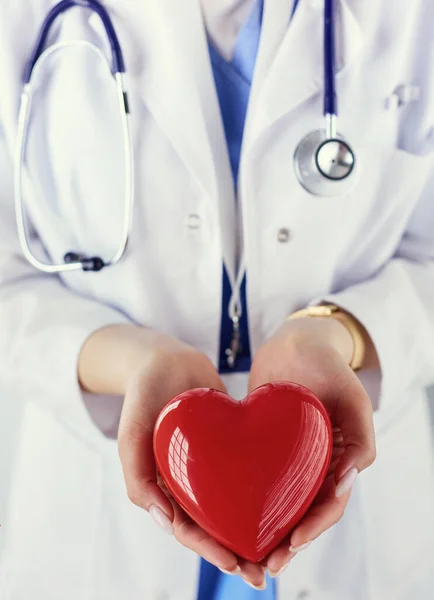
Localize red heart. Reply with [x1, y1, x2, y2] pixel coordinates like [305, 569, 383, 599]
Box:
[153, 382, 332, 562]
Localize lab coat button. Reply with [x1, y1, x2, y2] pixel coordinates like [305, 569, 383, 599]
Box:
[186, 214, 201, 229]
[297, 590, 310, 599]
[277, 228, 291, 243]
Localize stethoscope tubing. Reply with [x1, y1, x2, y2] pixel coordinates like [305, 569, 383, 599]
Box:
[324, 0, 337, 118]
[24, 0, 125, 83]
[15, 3, 133, 274]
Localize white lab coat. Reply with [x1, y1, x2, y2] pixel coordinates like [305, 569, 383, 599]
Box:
[1, 1, 434, 599]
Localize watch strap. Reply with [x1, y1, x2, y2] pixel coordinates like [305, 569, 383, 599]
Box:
[287, 304, 365, 371]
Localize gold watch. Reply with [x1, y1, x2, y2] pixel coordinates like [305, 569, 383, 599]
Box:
[287, 304, 366, 371]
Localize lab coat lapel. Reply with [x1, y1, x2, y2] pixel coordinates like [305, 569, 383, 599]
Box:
[250, 0, 364, 134]
[252, 0, 294, 86]
[113, 0, 238, 282]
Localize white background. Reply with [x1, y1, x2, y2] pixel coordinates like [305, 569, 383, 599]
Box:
[1, 387, 433, 559]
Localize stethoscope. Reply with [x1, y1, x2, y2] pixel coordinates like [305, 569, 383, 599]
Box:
[15, 0, 355, 275]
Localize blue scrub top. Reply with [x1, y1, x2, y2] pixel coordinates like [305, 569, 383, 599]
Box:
[198, 2, 276, 599]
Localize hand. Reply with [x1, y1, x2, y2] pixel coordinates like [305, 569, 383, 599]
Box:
[249, 316, 376, 578]
[79, 325, 266, 588]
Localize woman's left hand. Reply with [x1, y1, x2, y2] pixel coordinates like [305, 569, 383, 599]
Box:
[249, 315, 377, 578]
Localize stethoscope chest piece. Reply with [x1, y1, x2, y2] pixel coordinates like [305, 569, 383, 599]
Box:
[294, 129, 356, 197]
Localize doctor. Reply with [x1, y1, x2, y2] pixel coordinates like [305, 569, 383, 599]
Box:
[1, 0, 434, 599]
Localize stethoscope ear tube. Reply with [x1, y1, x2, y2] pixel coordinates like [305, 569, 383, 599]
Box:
[64, 253, 105, 271]
[14, 85, 94, 274]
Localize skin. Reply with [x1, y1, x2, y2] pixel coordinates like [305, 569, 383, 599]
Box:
[78, 314, 377, 588]
[249, 317, 377, 577]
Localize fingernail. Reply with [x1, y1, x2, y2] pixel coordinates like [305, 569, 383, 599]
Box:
[245, 579, 267, 591]
[218, 566, 241, 575]
[269, 562, 290, 578]
[335, 467, 358, 498]
[149, 505, 174, 535]
[289, 541, 311, 553]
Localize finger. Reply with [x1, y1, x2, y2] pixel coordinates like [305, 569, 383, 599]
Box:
[266, 473, 341, 573]
[325, 376, 377, 482]
[266, 546, 295, 578]
[171, 501, 239, 573]
[238, 559, 267, 589]
[118, 384, 174, 520]
[289, 474, 350, 549]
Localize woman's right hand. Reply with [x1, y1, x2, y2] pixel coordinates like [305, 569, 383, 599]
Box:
[78, 324, 266, 589]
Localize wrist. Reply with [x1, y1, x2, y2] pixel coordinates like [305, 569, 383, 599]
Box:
[283, 316, 354, 365]
[78, 324, 155, 395]
[79, 324, 198, 396]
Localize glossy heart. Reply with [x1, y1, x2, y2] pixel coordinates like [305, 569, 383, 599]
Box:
[153, 382, 332, 562]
